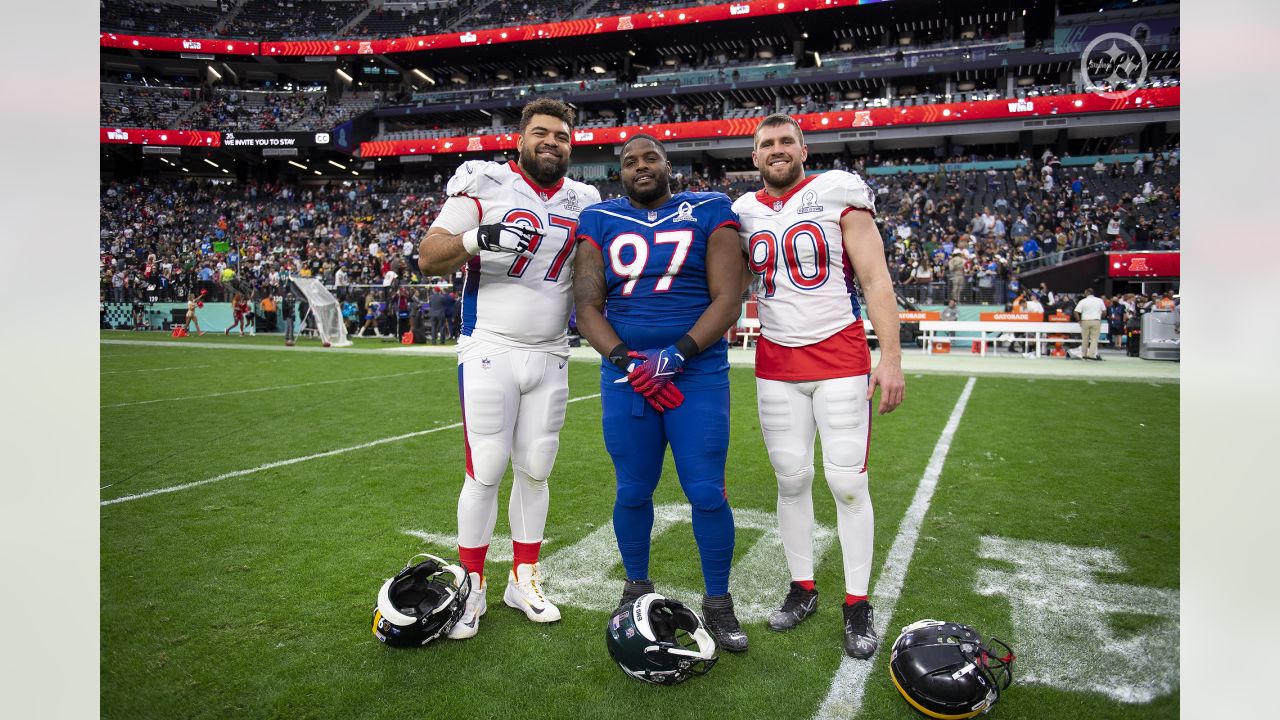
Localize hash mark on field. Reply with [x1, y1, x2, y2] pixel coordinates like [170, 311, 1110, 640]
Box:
[814, 377, 977, 720]
[100, 394, 602, 506]
[101, 369, 440, 408]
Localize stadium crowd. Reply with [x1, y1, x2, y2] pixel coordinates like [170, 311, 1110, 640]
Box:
[99, 145, 1178, 318]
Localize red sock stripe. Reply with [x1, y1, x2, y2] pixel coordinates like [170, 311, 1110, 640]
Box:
[512, 540, 542, 568]
[795, 579, 816, 591]
[457, 544, 489, 581]
[845, 594, 868, 606]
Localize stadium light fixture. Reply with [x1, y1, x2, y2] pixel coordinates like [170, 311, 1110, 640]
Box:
[328, 160, 348, 170]
[288, 160, 308, 170]
[351, 171, 359, 176]
[203, 158, 219, 168]
[313, 170, 322, 175]
[336, 68, 353, 83]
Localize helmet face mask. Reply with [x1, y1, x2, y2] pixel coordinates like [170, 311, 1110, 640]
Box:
[889, 619, 1015, 719]
[606, 593, 719, 685]
[372, 554, 470, 648]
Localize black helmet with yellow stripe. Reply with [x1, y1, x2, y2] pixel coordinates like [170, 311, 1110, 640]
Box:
[889, 619, 1015, 718]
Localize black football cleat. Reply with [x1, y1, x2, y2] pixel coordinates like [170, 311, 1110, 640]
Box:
[703, 593, 749, 653]
[768, 582, 819, 632]
[843, 600, 879, 659]
[616, 579, 655, 614]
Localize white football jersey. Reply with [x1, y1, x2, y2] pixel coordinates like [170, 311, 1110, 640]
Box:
[732, 170, 876, 347]
[431, 160, 600, 351]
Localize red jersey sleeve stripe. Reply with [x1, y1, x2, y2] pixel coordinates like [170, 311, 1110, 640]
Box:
[576, 234, 600, 250]
[457, 193, 483, 221]
[840, 206, 874, 218]
[712, 219, 741, 232]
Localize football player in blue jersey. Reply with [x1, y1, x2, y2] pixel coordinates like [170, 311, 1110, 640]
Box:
[573, 134, 750, 652]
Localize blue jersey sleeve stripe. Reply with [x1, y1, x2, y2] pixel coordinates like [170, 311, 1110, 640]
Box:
[461, 255, 481, 336]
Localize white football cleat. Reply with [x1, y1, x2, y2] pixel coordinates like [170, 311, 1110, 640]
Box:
[503, 563, 561, 622]
[447, 572, 486, 640]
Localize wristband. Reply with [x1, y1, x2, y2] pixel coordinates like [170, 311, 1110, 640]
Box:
[674, 334, 699, 360]
[461, 227, 482, 255]
[607, 343, 632, 372]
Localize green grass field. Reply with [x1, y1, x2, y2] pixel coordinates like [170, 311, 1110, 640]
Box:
[100, 332, 1178, 720]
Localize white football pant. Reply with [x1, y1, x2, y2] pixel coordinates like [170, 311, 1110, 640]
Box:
[456, 346, 569, 549]
[757, 374, 874, 596]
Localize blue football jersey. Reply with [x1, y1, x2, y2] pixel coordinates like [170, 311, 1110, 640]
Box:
[577, 191, 739, 385]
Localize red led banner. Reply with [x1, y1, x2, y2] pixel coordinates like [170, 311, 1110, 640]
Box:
[361, 87, 1179, 157]
[99, 33, 259, 55]
[100, 128, 222, 147]
[259, 0, 888, 56]
[1107, 252, 1180, 278]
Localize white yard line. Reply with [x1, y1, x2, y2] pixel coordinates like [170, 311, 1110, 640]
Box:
[814, 377, 977, 720]
[102, 365, 213, 375]
[101, 393, 601, 506]
[101, 369, 440, 408]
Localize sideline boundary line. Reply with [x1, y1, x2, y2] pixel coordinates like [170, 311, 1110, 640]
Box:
[814, 376, 977, 720]
[101, 394, 601, 506]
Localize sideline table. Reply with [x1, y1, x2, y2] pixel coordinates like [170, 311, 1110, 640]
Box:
[916, 320, 1085, 357]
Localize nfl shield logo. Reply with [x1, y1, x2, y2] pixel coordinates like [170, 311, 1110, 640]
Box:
[647, 210, 658, 221]
[773, 200, 783, 211]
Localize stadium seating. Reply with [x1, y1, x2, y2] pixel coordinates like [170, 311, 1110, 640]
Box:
[100, 0, 224, 37]
[221, 0, 368, 40]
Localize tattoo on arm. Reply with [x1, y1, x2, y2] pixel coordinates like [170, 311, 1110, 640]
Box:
[572, 246, 607, 311]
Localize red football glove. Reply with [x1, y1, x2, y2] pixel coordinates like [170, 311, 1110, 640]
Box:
[618, 351, 686, 412]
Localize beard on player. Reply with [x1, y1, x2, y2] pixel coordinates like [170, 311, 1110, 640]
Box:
[622, 160, 671, 206]
[518, 137, 570, 187]
[756, 148, 805, 191]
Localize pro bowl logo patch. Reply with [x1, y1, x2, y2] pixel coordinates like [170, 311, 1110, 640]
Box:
[672, 201, 697, 223]
[564, 189, 580, 212]
[798, 190, 824, 214]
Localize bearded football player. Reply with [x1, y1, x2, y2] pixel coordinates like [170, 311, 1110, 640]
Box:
[732, 113, 905, 658]
[418, 99, 601, 639]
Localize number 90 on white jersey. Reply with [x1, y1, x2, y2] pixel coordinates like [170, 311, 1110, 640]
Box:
[732, 170, 876, 348]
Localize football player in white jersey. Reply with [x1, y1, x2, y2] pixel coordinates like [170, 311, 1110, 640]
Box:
[732, 113, 905, 659]
[418, 99, 601, 639]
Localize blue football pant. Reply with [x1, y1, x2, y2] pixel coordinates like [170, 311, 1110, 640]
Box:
[602, 383, 735, 596]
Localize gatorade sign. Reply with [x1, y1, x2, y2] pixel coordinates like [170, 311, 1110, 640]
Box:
[980, 312, 1039, 322]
